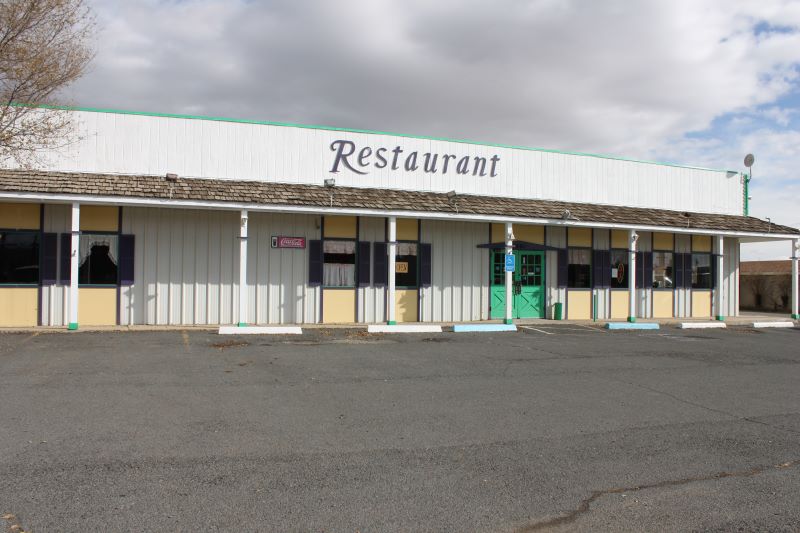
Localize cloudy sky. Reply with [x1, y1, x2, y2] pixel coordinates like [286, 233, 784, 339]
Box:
[67, 0, 800, 259]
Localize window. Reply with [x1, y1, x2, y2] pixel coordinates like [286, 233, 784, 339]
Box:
[79, 234, 118, 285]
[395, 242, 418, 287]
[652, 251, 674, 289]
[610, 249, 628, 288]
[0, 231, 39, 284]
[568, 248, 591, 288]
[323, 240, 356, 287]
[691, 253, 712, 289]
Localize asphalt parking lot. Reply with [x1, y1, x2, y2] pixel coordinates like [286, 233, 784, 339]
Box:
[1, 325, 799, 532]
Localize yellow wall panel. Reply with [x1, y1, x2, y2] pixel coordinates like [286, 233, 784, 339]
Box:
[322, 289, 356, 323]
[0, 287, 38, 327]
[79, 287, 117, 326]
[514, 224, 544, 244]
[395, 289, 418, 322]
[652, 291, 674, 318]
[611, 230, 628, 249]
[652, 232, 674, 251]
[567, 290, 592, 320]
[568, 228, 592, 247]
[80, 206, 119, 232]
[0, 203, 40, 230]
[323, 216, 357, 238]
[692, 235, 712, 252]
[691, 291, 712, 317]
[610, 291, 630, 319]
[490, 223, 544, 244]
[397, 219, 419, 241]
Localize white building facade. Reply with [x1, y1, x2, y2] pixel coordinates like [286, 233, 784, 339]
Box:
[0, 107, 798, 328]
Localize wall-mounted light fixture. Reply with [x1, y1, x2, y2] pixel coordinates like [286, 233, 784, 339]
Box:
[324, 178, 336, 187]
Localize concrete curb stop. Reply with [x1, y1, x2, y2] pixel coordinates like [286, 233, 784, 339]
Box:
[605, 322, 660, 330]
[452, 324, 518, 333]
[218, 326, 303, 335]
[367, 325, 443, 334]
[678, 322, 727, 329]
[752, 322, 795, 329]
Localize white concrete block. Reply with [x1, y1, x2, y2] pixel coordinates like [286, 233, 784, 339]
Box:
[218, 326, 303, 335]
[367, 325, 443, 333]
[678, 322, 727, 329]
[752, 322, 795, 329]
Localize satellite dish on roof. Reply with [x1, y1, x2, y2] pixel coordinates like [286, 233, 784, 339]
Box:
[744, 153, 754, 168]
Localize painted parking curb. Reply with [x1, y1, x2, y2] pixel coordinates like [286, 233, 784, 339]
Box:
[453, 324, 518, 333]
[605, 322, 660, 330]
[218, 326, 303, 335]
[367, 325, 443, 333]
[678, 322, 727, 329]
[752, 322, 795, 329]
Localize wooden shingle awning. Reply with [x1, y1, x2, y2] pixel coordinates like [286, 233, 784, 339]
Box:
[1, 168, 798, 237]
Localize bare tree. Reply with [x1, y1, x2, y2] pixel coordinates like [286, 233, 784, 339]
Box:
[0, 0, 94, 167]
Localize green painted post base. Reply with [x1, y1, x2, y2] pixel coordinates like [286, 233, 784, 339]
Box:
[627, 317, 636, 323]
[504, 318, 513, 325]
[68, 323, 78, 330]
[387, 320, 397, 325]
[792, 314, 800, 320]
[715, 316, 725, 321]
[237, 322, 248, 327]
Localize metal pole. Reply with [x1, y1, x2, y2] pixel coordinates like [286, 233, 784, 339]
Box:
[505, 222, 513, 325]
[238, 209, 248, 327]
[387, 216, 397, 325]
[715, 235, 725, 321]
[628, 230, 638, 323]
[68, 202, 80, 330]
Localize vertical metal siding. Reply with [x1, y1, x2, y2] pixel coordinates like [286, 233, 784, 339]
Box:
[357, 216, 386, 324]
[27, 109, 743, 215]
[546, 226, 566, 319]
[420, 220, 489, 322]
[593, 229, 610, 320]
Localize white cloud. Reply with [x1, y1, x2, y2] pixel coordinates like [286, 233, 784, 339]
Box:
[64, 0, 800, 258]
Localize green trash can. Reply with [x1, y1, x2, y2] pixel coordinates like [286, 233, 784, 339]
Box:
[553, 302, 563, 321]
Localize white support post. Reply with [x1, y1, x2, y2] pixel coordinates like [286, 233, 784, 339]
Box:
[628, 230, 638, 322]
[68, 202, 80, 330]
[792, 239, 799, 320]
[715, 235, 725, 321]
[505, 222, 514, 325]
[238, 209, 248, 327]
[387, 216, 397, 325]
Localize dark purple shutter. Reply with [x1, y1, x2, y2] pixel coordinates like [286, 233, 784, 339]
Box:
[711, 254, 718, 289]
[635, 251, 644, 289]
[557, 248, 568, 288]
[41, 233, 58, 285]
[308, 240, 323, 286]
[644, 252, 654, 289]
[373, 242, 387, 287]
[357, 241, 371, 287]
[592, 250, 610, 288]
[674, 253, 685, 289]
[602, 250, 611, 288]
[420, 243, 432, 287]
[60, 233, 71, 284]
[684, 253, 694, 289]
[119, 234, 135, 286]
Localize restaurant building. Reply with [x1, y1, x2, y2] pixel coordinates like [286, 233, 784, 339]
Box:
[0, 106, 798, 329]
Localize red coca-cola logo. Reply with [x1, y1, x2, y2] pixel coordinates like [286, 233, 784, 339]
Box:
[273, 236, 306, 249]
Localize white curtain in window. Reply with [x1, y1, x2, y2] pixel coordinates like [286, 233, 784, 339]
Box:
[323, 240, 356, 254]
[323, 264, 355, 286]
[397, 243, 417, 255]
[79, 234, 118, 266]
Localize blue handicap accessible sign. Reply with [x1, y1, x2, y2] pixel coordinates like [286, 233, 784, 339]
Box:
[505, 253, 515, 272]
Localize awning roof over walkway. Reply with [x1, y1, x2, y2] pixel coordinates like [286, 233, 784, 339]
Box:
[1, 168, 798, 238]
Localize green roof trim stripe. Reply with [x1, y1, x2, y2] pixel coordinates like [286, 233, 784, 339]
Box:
[14, 102, 737, 173]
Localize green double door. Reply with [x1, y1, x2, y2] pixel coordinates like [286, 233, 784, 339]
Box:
[490, 251, 545, 319]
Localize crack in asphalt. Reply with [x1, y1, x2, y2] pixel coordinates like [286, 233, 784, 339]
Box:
[516, 459, 800, 532]
[608, 377, 800, 437]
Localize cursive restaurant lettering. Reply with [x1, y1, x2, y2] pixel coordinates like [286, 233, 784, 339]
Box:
[329, 140, 500, 177]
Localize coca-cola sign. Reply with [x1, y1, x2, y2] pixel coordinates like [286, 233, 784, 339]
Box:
[271, 236, 306, 249]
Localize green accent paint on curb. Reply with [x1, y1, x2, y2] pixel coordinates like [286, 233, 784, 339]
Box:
[504, 319, 514, 325]
[68, 323, 78, 330]
[716, 316, 725, 321]
[7, 103, 735, 174]
[237, 322, 248, 327]
[387, 320, 397, 325]
[792, 314, 800, 320]
[627, 317, 637, 323]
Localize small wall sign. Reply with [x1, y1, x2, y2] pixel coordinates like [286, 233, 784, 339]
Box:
[271, 236, 306, 249]
[395, 262, 409, 273]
